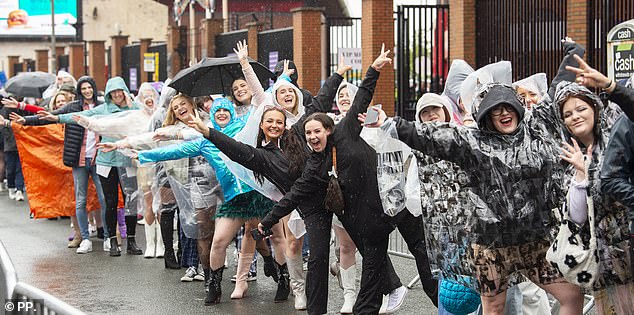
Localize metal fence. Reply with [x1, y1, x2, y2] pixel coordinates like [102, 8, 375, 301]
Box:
[396, 4, 450, 120]
[326, 17, 362, 82]
[475, 0, 567, 82]
[1, 240, 84, 315]
[387, 230, 421, 289]
[587, 0, 634, 76]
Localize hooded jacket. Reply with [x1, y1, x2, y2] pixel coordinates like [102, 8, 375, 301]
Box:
[415, 93, 453, 123]
[329, 81, 359, 123]
[393, 84, 565, 246]
[271, 78, 306, 126]
[442, 59, 474, 123]
[260, 67, 394, 240]
[273, 60, 314, 108]
[555, 82, 633, 289]
[138, 98, 252, 203]
[22, 76, 103, 166]
[57, 76, 139, 167]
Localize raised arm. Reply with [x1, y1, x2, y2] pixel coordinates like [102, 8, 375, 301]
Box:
[304, 57, 351, 116]
[235, 40, 268, 107]
[137, 137, 204, 164]
[339, 45, 391, 137]
[548, 38, 585, 99]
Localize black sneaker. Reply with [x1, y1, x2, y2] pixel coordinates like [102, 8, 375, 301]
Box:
[230, 271, 257, 283]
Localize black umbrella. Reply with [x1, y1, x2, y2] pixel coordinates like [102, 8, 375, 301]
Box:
[4, 71, 56, 98]
[168, 56, 275, 97]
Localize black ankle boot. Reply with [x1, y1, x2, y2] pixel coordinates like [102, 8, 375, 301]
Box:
[127, 236, 143, 255]
[109, 237, 121, 257]
[262, 255, 279, 283]
[203, 267, 211, 292]
[274, 262, 290, 302]
[97, 227, 104, 239]
[164, 248, 181, 269]
[204, 267, 224, 305]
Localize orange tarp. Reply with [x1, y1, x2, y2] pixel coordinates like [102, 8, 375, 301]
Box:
[13, 124, 122, 219]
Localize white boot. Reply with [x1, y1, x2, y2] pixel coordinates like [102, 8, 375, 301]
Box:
[8, 188, 16, 200]
[340, 265, 357, 314]
[155, 221, 165, 258]
[144, 222, 156, 258]
[287, 256, 307, 310]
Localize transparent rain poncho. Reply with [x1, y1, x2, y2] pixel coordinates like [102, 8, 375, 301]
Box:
[442, 59, 474, 122]
[460, 61, 512, 114]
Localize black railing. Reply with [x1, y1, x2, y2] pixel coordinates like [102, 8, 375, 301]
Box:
[326, 17, 362, 81]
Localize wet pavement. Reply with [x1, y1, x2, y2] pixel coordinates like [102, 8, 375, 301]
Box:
[0, 191, 437, 314]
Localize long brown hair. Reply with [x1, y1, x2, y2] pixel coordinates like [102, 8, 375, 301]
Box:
[163, 94, 196, 127]
[254, 107, 307, 184]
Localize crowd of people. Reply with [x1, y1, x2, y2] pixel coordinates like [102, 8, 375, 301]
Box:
[0, 37, 633, 315]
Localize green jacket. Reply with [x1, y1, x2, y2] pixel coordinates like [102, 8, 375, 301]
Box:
[59, 76, 140, 167]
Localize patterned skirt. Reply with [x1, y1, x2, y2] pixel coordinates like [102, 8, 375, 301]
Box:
[214, 190, 275, 220]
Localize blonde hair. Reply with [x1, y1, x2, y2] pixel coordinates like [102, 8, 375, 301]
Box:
[49, 91, 73, 110]
[163, 93, 197, 127]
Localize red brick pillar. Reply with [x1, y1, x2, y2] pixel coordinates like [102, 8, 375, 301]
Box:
[68, 43, 85, 79]
[567, 0, 590, 48]
[291, 7, 324, 95]
[167, 25, 184, 77]
[448, 0, 476, 69]
[361, 0, 395, 115]
[7, 56, 20, 77]
[200, 18, 223, 57]
[140, 38, 152, 82]
[110, 35, 129, 78]
[35, 49, 49, 73]
[87, 41, 107, 92]
[246, 21, 264, 60]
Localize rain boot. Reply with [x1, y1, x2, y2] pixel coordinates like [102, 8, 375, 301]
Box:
[127, 235, 143, 255]
[161, 212, 180, 269]
[340, 265, 357, 314]
[117, 208, 127, 239]
[155, 221, 165, 258]
[287, 256, 307, 310]
[231, 251, 253, 299]
[262, 254, 279, 283]
[274, 262, 290, 302]
[204, 267, 211, 292]
[109, 236, 121, 257]
[144, 222, 156, 258]
[204, 266, 224, 305]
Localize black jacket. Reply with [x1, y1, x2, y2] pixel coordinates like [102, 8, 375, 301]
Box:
[601, 110, 634, 235]
[260, 67, 394, 240]
[205, 72, 344, 216]
[23, 76, 102, 167]
[0, 107, 30, 152]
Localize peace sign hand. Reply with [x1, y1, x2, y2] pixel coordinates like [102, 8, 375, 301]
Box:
[565, 54, 612, 90]
[371, 43, 392, 71]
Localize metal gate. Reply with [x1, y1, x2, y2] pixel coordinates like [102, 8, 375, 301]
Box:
[475, 0, 567, 82]
[396, 4, 450, 120]
[326, 17, 362, 83]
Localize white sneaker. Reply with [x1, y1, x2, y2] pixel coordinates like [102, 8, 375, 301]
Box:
[103, 239, 111, 252]
[382, 286, 408, 314]
[181, 266, 197, 282]
[8, 188, 16, 200]
[14, 190, 24, 201]
[76, 239, 93, 254]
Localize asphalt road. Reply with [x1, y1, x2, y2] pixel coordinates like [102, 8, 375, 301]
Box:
[0, 190, 437, 314]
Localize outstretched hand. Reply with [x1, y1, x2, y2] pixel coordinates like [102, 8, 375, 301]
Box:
[371, 43, 392, 71]
[560, 138, 592, 181]
[9, 112, 25, 124]
[97, 142, 119, 153]
[37, 110, 59, 122]
[282, 60, 295, 78]
[234, 40, 249, 62]
[566, 54, 612, 90]
[336, 54, 353, 76]
[187, 114, 210, 138]
[1, 97, 19, 109]
[357, 106, 387, 128]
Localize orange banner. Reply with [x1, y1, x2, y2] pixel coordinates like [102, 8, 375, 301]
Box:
[13, 124, 116, 219]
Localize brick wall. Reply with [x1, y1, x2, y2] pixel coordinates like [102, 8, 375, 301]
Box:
[291, 7, 324, 95]
[567, 0, 590, 48]
[361, 0, 395, 115]
[449, 0, 476, 66]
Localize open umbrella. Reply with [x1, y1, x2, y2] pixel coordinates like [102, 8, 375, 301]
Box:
[168, 56, 275, 97]
[4, 71, 56, 98]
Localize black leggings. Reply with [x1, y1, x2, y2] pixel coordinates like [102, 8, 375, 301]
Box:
[303, 210, 333, 315]
[99, 167, 137, 237]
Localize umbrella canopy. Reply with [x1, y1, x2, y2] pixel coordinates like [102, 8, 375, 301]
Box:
[4, 71, 56, 98]
[168, 56, 275, 97]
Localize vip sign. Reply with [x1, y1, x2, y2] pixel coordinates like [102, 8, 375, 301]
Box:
[607, 19, 634, 83]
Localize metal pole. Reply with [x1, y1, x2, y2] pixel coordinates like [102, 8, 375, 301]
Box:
[222, 0, 229, 32]
[51, 0, 56, 73]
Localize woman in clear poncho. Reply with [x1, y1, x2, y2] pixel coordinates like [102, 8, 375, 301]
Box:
[555, 55, 634, 314]
[380, 82, 588, 314]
